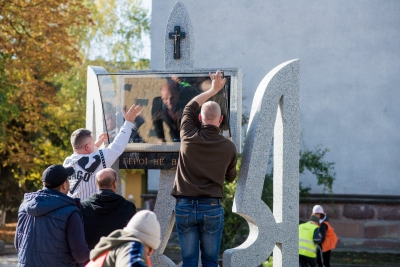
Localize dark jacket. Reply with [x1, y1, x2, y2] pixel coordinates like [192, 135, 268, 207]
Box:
[151, 96, 183, 142]
[151, 85, 201, 142]
[15, 188, 89, 267]
[171, 100, 237, 198]
[81, 189, 136, 249]
[319, 214, 329, 244]
[89, 230, 149, 267]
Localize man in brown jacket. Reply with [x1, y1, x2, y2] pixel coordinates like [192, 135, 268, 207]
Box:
[171, 70, 237, 267]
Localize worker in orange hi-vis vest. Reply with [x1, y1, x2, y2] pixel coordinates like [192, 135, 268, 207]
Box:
[312, 205, 339, 267]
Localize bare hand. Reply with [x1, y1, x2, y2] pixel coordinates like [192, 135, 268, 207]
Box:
[122, 104, 142, 123]
[209, 70, 226, 92]
[95, 133, 108, 147]
[171, 76, 182, 83]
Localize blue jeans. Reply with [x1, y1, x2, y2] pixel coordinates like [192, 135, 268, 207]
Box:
[175, 198, 224, 267]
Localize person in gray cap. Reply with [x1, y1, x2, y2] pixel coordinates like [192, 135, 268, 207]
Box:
[14, 164, 90, 267]
[87, 210, 161, 267]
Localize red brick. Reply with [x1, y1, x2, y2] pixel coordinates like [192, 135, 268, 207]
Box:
[322, 204, 340, 219]
[377, 205, 400, 221]
[374, 240, 400, 250]
[337, 238, 367, 248]
[299, 203, 341, 220]
[338, 238, 400, 251]
[330, 220, 363, 238]
[343, 204, 374, 220]
[364, 221, 399, 239]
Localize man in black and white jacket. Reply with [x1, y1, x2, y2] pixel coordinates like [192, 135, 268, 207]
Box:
[63, 103, 142, 200]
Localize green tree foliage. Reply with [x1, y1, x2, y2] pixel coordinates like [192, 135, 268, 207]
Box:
[47, 0, 150, 183]
[299, 146, 335, 195]
[222, 145, 336, 251]
[221, 155, 248, 251]
[0, 0, 150, 224]
[0, 0, 91, 225]
[81, 0, 150, 67]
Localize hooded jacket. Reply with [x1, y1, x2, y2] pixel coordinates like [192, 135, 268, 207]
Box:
[15, 188, 89, 267]
[90, 230, 149, 267]
[81, 189, 136, 249]
[319, 214, 329, 244]
[63, 120, 133, 200]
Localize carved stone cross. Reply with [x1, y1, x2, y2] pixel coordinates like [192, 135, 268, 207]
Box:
[169, 26, 185, 59]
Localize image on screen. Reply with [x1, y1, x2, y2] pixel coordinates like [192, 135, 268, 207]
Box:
[97, 72, 231, 152]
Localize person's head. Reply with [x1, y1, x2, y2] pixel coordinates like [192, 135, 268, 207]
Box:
[309, 215, 320, 226]
[123, 210, 161, 256]
[70, 128, 95, 154]
[95, 168, 117, 192]
[312, 204, 326, 220]
[160, 83, 180, 111]
[103, 102, 116, 131]
[42, 165, 74, 194]
[198, 101, 223, 127]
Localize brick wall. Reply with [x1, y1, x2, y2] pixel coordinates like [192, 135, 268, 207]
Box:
[300, 196, 400, 253]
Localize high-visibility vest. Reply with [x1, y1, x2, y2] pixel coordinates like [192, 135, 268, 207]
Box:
[299, 222, 318, 258]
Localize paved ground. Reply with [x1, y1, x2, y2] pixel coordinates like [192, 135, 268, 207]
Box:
[0, 245, 17, 267]
[1, 244, 399, 267]
[2, 253, 400, 267]
[0, 254, 17, 267]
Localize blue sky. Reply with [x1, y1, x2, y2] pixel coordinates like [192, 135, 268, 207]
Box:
[141, 0, 152, 59]
[88, 0, 152, 61]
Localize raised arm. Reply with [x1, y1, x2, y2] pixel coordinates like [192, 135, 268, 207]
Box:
[103, 104, 143, 166]
[191, 70, 226, 107]
[122, 104, 142, 123]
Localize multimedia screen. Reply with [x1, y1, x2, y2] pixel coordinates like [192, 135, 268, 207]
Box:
[97, 72, 231, 152]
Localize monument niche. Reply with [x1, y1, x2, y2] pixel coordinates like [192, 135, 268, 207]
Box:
[85, 2, 299, 266]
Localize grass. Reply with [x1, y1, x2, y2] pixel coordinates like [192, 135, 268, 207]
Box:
[331, 251, 400, 265]
[262, 257, 273, 267]
[262, 252, 400, 266]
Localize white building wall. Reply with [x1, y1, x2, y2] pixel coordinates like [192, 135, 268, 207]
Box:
[150, 0, 400, 195]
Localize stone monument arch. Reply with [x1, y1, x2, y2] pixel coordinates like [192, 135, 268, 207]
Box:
[149, 3, 243, 266]
[164, 1, 194, 69]
[86, 1, 242, 266]
[85, 1, 299, 266]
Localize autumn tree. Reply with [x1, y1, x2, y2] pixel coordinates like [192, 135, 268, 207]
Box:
[0, 0, 150, 224]
[83, 0, 150, 66]
[50, 0, 151, 144]
[0, 0, 91, 225]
